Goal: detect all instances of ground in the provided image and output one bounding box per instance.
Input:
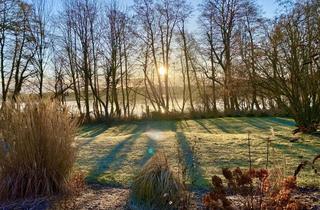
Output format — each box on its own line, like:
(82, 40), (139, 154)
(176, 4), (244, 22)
(1, 186), (319, 209)
(1, 117), (319, 209)
(77, 117), (320, 189)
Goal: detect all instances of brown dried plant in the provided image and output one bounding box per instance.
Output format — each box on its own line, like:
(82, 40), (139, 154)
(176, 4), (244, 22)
(203, 168), (306, 210)
(130, 152), (187, 210)
(0, 99), (78, 201)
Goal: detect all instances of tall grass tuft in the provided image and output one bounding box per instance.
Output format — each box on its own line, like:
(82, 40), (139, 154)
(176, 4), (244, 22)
(0, 100), (78, 201)
(130, 152), (186, 210)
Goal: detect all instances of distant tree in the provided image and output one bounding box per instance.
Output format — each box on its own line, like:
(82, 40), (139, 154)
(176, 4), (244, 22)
(177, 1), (194, 112)
(134, 0), (189, 113)
(199, 0), (245, 112)
(133, 0), (163, 112)
(237, 0), (265, 111)
(59, 1), (82, 115)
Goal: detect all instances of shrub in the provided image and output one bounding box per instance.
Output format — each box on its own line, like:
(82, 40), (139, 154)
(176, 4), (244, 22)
(0, 100), (78, 201)
(203, 168), (306, 210)
(130, 152), (186, 210)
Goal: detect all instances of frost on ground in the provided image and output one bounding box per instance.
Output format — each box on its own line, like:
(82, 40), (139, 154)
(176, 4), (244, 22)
(77, 117), (320, 188)
(0, 186), (319, 210)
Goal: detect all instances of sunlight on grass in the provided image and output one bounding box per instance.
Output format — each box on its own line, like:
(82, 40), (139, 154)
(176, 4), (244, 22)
(75, 117), (320, 188)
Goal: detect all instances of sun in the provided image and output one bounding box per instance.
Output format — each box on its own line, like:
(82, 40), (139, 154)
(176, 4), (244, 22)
(159, 66), (166, 76)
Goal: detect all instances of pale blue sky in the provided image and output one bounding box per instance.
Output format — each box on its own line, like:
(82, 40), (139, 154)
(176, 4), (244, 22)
(51, 0), (279, 25)
(124, 0), (278, 18)
(256, 0), (278, 18)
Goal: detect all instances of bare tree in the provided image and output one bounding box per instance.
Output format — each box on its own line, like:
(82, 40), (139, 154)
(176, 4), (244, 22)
(178, 3), (195, 112)
(237, 0), (264, 111)
(0, 0), (19, 103)
(200, 0), (247, 111)
(31, 0), (51, 98)
(11, 2), (37, 100)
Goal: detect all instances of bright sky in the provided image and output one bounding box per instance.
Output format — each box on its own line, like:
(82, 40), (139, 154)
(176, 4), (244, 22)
(126, 0), (278, 18)
(52, 0), (279, 18)
(51, 0), (279, 30)
(185, 0), (279, 32)
(256, 0), (278, 18)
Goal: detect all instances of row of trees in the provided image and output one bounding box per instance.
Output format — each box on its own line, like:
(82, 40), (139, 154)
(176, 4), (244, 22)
(0, 0), (319, 131)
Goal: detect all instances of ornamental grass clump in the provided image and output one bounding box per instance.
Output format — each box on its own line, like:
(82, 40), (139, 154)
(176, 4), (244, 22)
(0, 100), (78, 201)
(130, 152), (186, 210)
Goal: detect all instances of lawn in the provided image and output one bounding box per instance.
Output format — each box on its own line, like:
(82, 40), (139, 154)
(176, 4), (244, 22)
(76, 117), (320, 189)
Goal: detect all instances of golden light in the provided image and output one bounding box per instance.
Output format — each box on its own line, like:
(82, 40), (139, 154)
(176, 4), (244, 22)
(159, 66), (166, 76)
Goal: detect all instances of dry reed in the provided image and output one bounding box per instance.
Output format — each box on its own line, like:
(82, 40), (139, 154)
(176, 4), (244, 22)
(130, 152), (185, 210)
(0, 100), (78, 201)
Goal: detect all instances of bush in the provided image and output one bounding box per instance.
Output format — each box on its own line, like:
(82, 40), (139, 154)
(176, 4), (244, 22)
(130, 152), (186, 210)
(203, 168), (306, 210)
(0, 100), (78, 201)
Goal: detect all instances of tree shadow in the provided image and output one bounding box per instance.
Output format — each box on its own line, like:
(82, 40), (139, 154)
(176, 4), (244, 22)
(84, 121), (174, 186)
(176, 131), (209, 189)
(112, 123), (138, 136)
(77, 137), (96, 148)
(136, 137), (158, 166)
(194, 119), (213, 133)
(176, 120), (191, 132)
(237, 117), (269, 131)
(86, 131), (142, 185)
(293, 141), (320, 155)
(272, 143), (304, 159)
(247, 117), (293, 132)
(264, 117), (296, 127)
(271, 135), (315, 159)
(80, 123), (110, 138)
(207, 118), (240, 133)
(77, 123), (135, 148)
(145, 120), (178, 132)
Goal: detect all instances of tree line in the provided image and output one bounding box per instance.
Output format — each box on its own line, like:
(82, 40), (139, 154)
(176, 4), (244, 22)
(0, 0), (319, 131)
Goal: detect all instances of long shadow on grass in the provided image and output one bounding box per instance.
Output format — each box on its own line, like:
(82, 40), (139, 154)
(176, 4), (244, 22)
(176, 120), (190, 132)
(80, 123), (111, 138)
(147, 120), (178, 132)
(207, 118), (242, 133)
(86, 132), (142, 185)
(272, 143), (304, 160)
(291, 139), (320, 155)
(78, 123), (112, 148)
(194, 119), (213, 134)
(264, 117), (296, 127)
(78, 123), (139, 149)
(112, 123), (138, 136)
(271, 135), (318, 160)
(237, 117), (270, 131)
(176, 132), (209, 189)
(247, 117), (293, 132)
(136, 137), (158, 166)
